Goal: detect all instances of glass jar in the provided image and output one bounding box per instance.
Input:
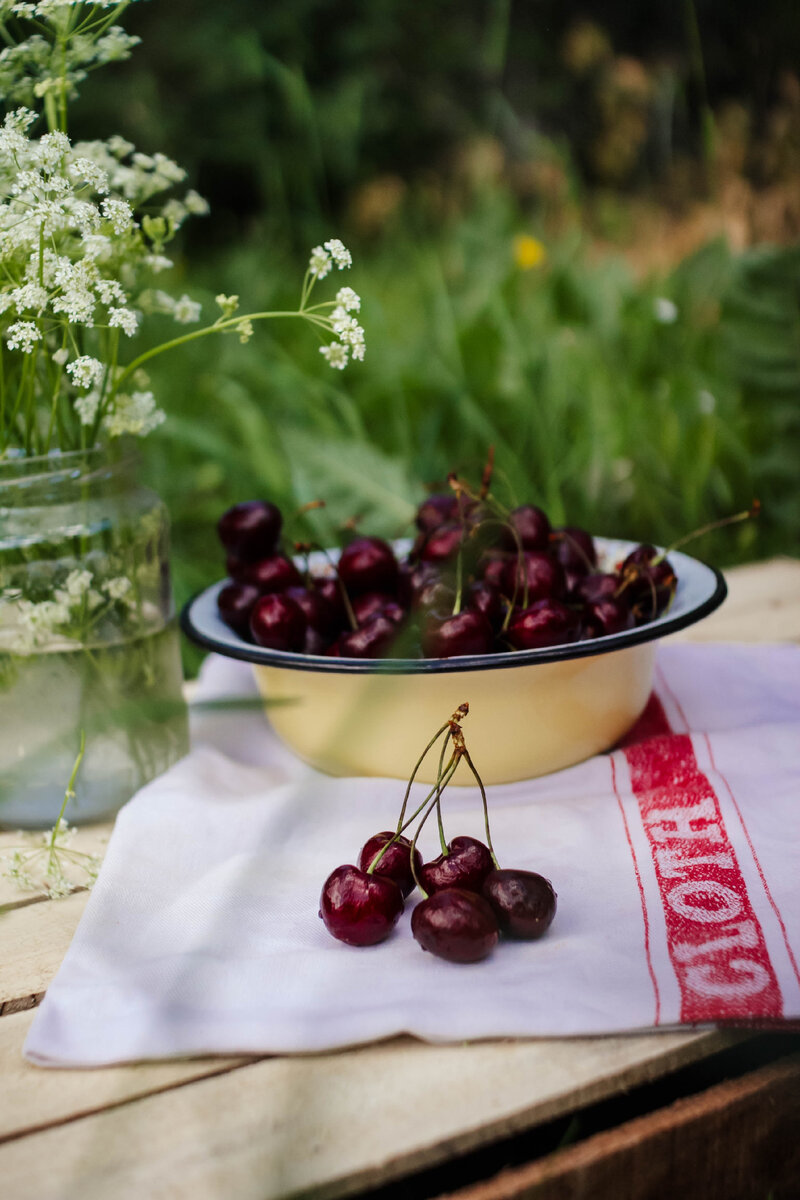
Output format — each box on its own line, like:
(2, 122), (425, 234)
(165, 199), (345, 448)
(0, 445), (189, 828)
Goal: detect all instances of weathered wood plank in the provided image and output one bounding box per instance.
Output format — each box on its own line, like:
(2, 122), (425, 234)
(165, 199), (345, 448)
(439, 1051), (800, 1200)
(0, 890), (88, 1009)
(671, 558), (800, 644)
(0, 1008), (253, 1145)
(0, 1030), (739, 1200)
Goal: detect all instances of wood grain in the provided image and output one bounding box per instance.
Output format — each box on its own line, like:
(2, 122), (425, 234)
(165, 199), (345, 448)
(0, 1030), (740, 1200)
(438, 1052), (800, 1200)
(0, 890), (88, 1009)
(0, 824), (112, 911)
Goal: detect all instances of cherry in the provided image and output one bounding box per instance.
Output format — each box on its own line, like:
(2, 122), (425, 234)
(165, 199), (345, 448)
(481, 869), (557, 939)
(553, 526), (596, 574)
(573, 572), (618, 605)
(583, 596), (634, 638)
(411, 888), (499, 963)
(480, 551), (513, 590)
(401, 561), (444, 608)
(358, 832), (423, 898)
(501, 552), (564, 603)
(314, 577), (349, 626)
(619, 547), (677, 619)
(419, 835), (494, 895)
(353, 591), (406, 627)
(241, 554), (303, 594)
(419, 522), (464, 564)
(286, 585), (340, 635)
(466, 580), (504, 628)
(217, 501), (282, 561)
(249, 592), (306, 651)
(217, 582), (260, 637)
(415, 493), (460, 533)
(336, 614), (398, 658)
(338, 537), (399, 595)
(319, 865), (404, 946)
(421, 611), (494, 659)
(507, 598), (581, 650)
(303, 626), (332, 655)
(501, 505), (551, 552)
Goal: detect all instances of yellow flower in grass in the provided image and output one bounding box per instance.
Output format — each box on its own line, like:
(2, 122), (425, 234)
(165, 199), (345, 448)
(513, 234), (547, 270)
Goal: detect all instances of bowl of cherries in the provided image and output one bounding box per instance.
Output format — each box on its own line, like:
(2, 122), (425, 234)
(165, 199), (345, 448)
(182, 471), (728, 785)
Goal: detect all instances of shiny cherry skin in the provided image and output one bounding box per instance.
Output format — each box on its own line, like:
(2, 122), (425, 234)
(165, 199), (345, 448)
(573, 572), (618, 605)
(419, 522), (464, 564)
(358, 832), (423, 898)
(619, 547), (677, 619)
(415, 493), (460, 533)
(217, 501), (282, 561)
(217, 582), (260, 637)
(419, 835), (494, 895)
(480, 551), (513, 590)
(319, 865), (404, 946)
(553, 526), (596, 574)
(501, 551), (564, 603)
(336, 614), (398, 658)
(400, 561), (443, 608)
(249, 592), (306, 651)
(338, 537), (399, 595)
(242, 554), (303, 594)
(286, 585), (340, 635)
(422, 610), (494, 659)
(353, 591), (406, 627)
(583, 596), (635, 638)
(466, 580), (504, 628)
(481, 869), (557, 939)
(303, 626), (332, 655)
(501, 505), (551, 552)
(411, 888), (499, 963)
(507, 598), (580, 650)
(314, 577), (348, 627)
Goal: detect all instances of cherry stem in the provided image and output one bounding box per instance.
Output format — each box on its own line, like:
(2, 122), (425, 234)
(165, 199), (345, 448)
(303, 539), (359, 631)
(479, 445), (495, 500)
(551, 528), (594, 572)
(657, 501), (760, 562)
(432, 729), (453, 856)
(408, 753), (463, 897)
(394, 705), (468, 834)
(462, 748), (500, 869)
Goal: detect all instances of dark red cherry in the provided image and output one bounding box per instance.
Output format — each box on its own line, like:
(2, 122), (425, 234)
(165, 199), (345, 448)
(501, 505), (551, 551)
(411, 888), (499, 963)
(225, 553), (249, 582)
(415, 493), (460, 533)
(507, 598), (580, 650)
(419, 522), (464, 564)
(480, 551), (513, 590)
(583, 596), (635, 638)
(401, 561), (442, 608)
(217, 582), (260, 637)
(574, 572), (618, 605)
(314, 577), (348, 627)
(359, 832), (423, 898)
(481, 869), (557, 939)
(620, 543), (659, 571)
(217, 501), (282, 561)
(303, 626), (332, 655)
(353, 591), (406, 627)
(319, 865), (404, 946)
(619, 547), (677, 620)
(286, 585), (340, 635)
(338, 537), (398, 595)
(337, 614), (398, 658)
(553, 527), (596, 574)
(466, 580), (504, 628)
(422, 610), (494, 659)
(419, 835), (494, 895)
(249, 592), (306, 651)
(501, 551), (564, 602)
(241, 554), (303, 594)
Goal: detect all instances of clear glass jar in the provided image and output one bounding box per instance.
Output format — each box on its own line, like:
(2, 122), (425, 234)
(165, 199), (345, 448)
(0, 445), (189, 828)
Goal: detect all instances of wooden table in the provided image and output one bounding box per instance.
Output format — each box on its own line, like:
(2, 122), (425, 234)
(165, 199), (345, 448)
(2, 558), (800, 1200)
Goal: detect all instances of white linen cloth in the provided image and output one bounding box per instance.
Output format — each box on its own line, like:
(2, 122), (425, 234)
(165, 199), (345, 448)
(25, 643), (800, 1066)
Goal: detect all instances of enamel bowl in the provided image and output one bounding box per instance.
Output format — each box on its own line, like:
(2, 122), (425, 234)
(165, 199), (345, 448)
(182, 539), (725, 785)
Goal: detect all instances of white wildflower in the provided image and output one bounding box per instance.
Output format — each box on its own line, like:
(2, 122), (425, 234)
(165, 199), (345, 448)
(86, 588), (104, 610)
(173, 293), (201, 324)
(96, 278), (126, 305)
(106, 134), (134, 158)
(105, 576), (132, 601)
(6, 320), (41, 352)
(103, 390), (165, 437)
(324, 238), (352, 269)
(69, 157), (109, 193)
(236, 318), (253, 344)
(101, 197), (134, 234)
(335, 286), (361, 312)
(35, 131), (70, 168)
(308, 245), (331, 280)
(66, 355), (104, 389)
(108, 306), (139, 336)
(63, 569), (93, 598)
(52, 347), (69, 365)
(215, 293), (239, 317)
(183, 189), (209, 215)
(9, 282), (47, 312)
(319, 341), (349, 369)
(144, 254), (172, 274)
(654, 297), (678, 324)
(74, 390), (100, 425)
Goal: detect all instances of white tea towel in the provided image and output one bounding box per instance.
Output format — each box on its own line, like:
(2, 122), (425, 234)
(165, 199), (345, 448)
(25, 643), (800, 1066)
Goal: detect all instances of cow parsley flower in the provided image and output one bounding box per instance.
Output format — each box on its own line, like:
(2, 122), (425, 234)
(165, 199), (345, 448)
(66, 354), (104, 389)
(173, 293), (201, 324)
(319, 341), (349, 369)
(108, 306), (139, 336)
(309, 245), (332, 280)
(324, 238), (352, 269)
(6, 319), (41, 351)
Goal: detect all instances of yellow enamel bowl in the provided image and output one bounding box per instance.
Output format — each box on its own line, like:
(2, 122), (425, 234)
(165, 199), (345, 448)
(182, 539), (726, 786)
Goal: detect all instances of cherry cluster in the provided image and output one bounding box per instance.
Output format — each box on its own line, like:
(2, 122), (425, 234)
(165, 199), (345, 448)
(319, 704), (557, 964)
(214, 478), (678, 660)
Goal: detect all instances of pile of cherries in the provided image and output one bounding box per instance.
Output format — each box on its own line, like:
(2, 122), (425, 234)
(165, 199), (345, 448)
(319, 704), (557, 963)
(215, 475), (678, 660)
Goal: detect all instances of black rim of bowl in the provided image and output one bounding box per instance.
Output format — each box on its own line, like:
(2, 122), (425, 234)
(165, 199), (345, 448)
(180, 561), (727, 676)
